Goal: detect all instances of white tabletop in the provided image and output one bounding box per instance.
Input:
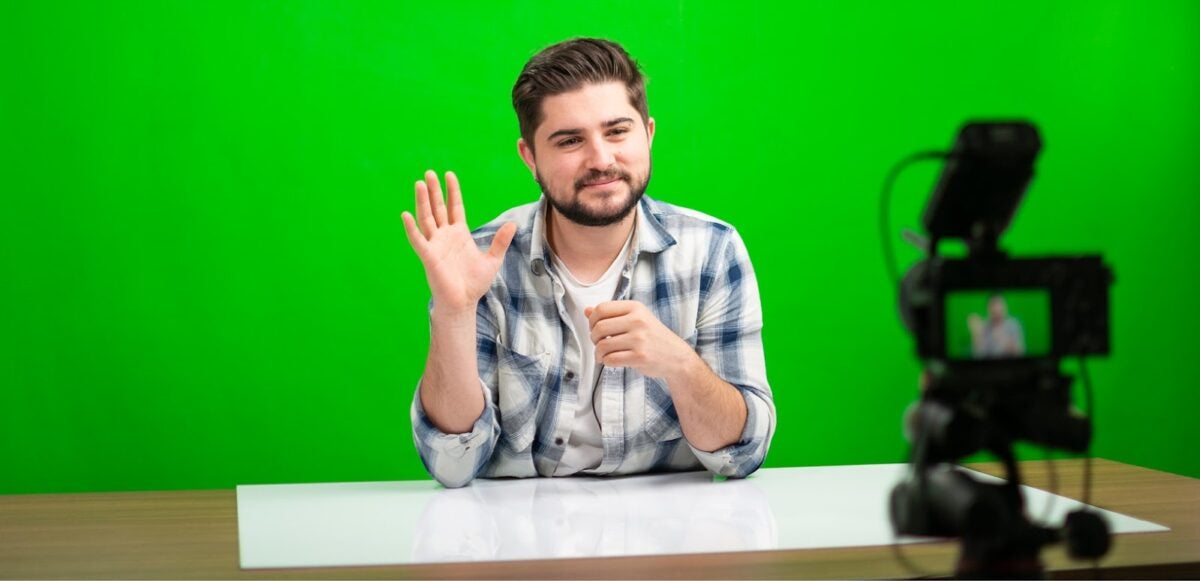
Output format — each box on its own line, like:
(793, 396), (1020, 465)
(236, 463), (1166, 569)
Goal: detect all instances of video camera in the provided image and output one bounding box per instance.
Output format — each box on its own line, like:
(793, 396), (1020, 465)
(888, 121), (1115, 577)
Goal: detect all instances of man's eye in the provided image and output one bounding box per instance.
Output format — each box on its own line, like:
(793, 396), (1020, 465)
(609, 127), (629, 136)
(557, 137), (581, 147)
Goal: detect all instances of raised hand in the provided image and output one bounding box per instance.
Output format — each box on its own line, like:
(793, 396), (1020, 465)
(967, 313), (984, 337)
(401, 170), (517, 315)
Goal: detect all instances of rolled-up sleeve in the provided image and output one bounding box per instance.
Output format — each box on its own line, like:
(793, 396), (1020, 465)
(688, 228), (776, 477)
(410, 298), (503, 488)
(411, 378), (500, 488)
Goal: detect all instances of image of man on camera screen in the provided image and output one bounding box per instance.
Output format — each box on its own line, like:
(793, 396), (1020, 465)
(967, 294), (1027, 359)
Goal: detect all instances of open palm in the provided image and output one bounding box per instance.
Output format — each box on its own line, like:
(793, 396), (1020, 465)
(401, 170), (517, 314)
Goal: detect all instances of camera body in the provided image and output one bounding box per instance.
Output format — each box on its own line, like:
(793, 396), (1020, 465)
(888, 121), (1114, 575)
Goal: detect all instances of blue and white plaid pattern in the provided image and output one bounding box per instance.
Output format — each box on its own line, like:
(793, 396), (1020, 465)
(411, 195), (775, 488)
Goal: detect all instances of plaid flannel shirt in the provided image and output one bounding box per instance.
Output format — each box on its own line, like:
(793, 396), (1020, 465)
(411, 195), (775, 488)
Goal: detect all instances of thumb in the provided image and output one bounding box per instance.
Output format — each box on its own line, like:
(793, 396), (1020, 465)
(584, 307), (594, 318)
(488, 222), (517, 260)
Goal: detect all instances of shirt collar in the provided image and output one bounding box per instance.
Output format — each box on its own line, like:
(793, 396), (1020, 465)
(527, 195), (678, 273)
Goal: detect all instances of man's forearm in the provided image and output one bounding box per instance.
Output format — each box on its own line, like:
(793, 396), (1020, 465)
(665, 353), (748, 452)
(419, 308), (486, 434)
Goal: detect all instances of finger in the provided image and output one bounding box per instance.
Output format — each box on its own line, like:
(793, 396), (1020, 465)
(488, 222), (517, 261)
(599, 350), (637, 368)
(400, 211), (430, 257)
(587, 306), (606, 328)
(425, 170), (449, 228)
(446, 171), (467, 225)
(587, 300), (636, 327)
(414, 180), (436, 237)
(590, 317), (631, 344)
(595, 334), (636, 358)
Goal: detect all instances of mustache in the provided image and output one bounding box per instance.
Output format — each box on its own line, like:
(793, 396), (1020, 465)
(574, 168), (631, 192)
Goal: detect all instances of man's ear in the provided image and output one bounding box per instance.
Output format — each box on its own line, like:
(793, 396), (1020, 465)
(646, 117), (656, 148)
(517, 138), (537, 175)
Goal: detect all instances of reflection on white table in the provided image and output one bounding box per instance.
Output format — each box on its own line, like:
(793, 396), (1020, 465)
(236, 464), (1167, 569)
(411, 470), (775, 562)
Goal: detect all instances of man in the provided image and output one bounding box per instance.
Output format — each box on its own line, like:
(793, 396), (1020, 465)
(401, 38), (774, 488)
(968, 294), (1026, 359)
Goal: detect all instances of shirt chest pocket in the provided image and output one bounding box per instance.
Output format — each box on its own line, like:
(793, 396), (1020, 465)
(495, 344), (549, 453)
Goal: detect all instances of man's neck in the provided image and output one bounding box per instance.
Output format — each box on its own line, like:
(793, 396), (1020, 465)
(545, 206), (636, 284)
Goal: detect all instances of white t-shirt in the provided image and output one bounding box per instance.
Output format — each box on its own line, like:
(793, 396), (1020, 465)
(550, 230), (634, 476)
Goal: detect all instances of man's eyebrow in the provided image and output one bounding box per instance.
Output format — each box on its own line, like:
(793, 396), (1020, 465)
(546, 127), (583, 141)
(546, 118), (637, 141)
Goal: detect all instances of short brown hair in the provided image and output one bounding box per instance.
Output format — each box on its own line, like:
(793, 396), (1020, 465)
(512, 38), (649, 151)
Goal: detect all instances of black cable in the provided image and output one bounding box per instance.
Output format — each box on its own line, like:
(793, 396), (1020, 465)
(880, 150), (949, 289)
(1040, 447), (1059, 524)
(1079, 357), (1102, 579)
(889, 402), (946, 579)
(889, 538), (938, 579)
(880, 149), (951, 579)
(1079, 358), (1095, 507)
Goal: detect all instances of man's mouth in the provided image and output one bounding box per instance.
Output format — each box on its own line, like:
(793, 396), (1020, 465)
(584, 177), (621, 188)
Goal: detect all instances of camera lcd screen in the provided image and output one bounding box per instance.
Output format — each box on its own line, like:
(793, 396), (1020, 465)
(945, 289), (1051, 359)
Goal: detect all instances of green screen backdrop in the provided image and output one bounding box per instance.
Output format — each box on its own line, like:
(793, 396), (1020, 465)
(2, 1), (1199, 493)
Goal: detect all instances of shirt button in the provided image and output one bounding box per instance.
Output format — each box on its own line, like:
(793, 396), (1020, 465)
(565, 371), (575, 381)
(555, 437), (565, 446)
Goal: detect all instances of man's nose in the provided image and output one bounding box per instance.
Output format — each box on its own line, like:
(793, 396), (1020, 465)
(585, 140), (617, 170)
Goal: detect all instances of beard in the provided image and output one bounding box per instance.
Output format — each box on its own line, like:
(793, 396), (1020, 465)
(537, 164), (652, 227)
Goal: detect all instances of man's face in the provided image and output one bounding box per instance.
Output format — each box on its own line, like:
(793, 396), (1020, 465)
(518, 81), (654, 227)
(988, 296), (1008, 322)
